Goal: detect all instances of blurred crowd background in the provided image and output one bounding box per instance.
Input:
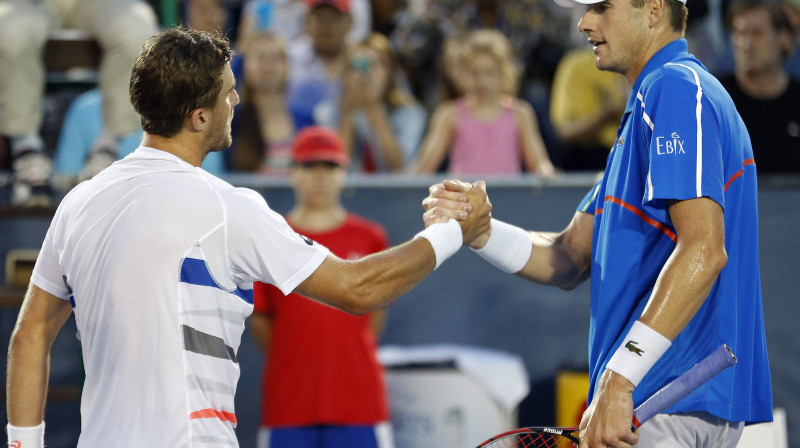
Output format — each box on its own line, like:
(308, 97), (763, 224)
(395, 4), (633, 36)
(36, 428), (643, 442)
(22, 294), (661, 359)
(0, 0), (799, 207)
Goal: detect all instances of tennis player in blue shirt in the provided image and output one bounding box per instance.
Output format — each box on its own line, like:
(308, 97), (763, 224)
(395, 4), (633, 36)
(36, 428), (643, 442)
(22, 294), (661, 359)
(423, 0), (773, 445)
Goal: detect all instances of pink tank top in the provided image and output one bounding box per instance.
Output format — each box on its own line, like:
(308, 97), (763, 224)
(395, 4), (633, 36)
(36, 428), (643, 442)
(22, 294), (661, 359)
(449, 99), (522, 175)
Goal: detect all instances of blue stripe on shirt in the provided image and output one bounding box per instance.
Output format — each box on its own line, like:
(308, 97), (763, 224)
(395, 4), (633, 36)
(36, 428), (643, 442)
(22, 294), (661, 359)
(180, 257), (254, 304)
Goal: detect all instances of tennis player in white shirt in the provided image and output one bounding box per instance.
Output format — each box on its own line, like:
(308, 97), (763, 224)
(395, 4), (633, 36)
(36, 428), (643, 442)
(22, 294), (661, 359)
(6, 27), (490, 448)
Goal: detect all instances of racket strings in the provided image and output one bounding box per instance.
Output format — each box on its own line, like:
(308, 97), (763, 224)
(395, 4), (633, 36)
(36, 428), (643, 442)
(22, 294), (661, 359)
(481, 432), (579, 448)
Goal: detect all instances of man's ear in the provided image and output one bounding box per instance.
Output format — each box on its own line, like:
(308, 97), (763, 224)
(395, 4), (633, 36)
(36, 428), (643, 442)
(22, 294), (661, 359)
(649, 0), (666, 28)
(187, 108), (209, 132)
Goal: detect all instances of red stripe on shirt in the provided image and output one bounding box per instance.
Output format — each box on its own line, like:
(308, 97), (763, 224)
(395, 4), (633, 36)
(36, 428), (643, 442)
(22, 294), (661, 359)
(724, 158), (756, 191)
(603, 196), (678, 242)
(189, 408), (238, 423)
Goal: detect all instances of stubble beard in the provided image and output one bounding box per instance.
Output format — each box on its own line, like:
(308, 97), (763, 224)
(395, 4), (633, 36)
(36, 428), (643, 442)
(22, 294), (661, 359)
(204, 112), (233, 153)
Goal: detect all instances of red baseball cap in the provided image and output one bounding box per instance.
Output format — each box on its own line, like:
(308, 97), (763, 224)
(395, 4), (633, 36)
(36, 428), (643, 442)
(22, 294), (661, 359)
(291, 126), (350, 166)
(305, 0), (351, 13)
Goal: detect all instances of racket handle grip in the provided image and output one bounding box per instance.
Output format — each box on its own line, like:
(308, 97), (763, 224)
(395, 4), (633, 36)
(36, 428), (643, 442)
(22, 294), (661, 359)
(631, 344), (737, 429)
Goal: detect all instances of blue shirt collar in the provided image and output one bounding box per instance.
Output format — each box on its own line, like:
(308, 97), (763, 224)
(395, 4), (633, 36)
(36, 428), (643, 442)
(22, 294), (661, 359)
(625, 38), (689, 113)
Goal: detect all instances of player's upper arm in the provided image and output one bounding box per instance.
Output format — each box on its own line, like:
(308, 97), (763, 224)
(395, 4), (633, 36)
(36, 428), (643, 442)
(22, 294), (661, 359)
(516, 211), (594, 289)
(668, 197), (726, 262)
(12, 284), (73, 346)
(293, 253), (362, 313)
(557, 210), (595, 286)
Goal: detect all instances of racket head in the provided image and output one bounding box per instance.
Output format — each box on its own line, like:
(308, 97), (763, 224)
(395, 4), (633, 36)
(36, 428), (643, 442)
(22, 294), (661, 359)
(476, 427), (580, 448)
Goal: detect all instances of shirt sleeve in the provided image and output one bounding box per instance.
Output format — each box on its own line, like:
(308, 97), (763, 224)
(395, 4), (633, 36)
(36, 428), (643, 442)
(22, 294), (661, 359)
(577, 180), (602, 215)
(30, 210), (70, 300)
(223, 187), (329, 295)
(640, 68), (725, 222)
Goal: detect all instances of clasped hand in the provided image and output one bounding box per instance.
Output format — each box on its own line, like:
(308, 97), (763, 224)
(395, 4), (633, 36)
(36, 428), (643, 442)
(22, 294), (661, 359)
(422, 179), (492, 246)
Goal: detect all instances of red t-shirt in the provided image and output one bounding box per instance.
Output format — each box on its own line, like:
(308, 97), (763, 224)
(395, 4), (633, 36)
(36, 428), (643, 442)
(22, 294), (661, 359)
(253, 213), (390, 427)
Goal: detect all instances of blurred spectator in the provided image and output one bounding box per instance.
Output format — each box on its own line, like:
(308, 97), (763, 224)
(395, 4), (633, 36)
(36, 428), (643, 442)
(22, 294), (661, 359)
(549, 48), (628, 171)
(184, 0), (230, 34)
(286, 0), (353, 129)
(230, 31), (298, 174)
(719, 0), (800, 172)
(236, 0), (371, 50)
(0, 0), (158, 205)
(390, 0), (571, 111)
(370, 0), (402, 35)
(412, 30), (555, 176)
(55, 89), (226, 177)
(315, 33), (426, 173)
(429, 35), (471, 110)
(251, 126), (393, 448)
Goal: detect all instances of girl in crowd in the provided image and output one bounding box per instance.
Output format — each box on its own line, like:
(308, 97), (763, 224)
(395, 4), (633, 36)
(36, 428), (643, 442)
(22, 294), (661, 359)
(413, 29), (555, 176)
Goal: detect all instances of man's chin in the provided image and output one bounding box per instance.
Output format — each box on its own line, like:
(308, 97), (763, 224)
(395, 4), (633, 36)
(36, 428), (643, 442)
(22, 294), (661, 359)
(209, 136), (233, 153)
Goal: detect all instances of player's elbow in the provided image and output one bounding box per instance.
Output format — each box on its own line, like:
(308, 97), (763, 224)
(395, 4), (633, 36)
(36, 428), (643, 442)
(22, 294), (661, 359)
(338, 287), (381, 316)
(708, 245), (728, 275)
(334, 274), (385, 316)
(9, 319), (49, 357)
(692, 240), (727, 278)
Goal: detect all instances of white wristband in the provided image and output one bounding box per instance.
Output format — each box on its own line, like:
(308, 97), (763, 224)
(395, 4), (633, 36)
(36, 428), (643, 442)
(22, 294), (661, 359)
(415, 219), (462, 270)
(470, 219), (532, 274)
(606, 321), (672, 387)
(7, 422), (45, 448)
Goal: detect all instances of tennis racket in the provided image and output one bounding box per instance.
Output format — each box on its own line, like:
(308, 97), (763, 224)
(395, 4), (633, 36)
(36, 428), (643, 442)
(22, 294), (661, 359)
(475, 344), (737, 448)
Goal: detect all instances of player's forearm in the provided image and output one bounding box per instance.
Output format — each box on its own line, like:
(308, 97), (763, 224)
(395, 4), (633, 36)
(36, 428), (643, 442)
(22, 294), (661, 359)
(304, 238), (436, 315)
(639, 239), (727, 340)
(474, 213), (592, 288)
(517, 230), (591, 288)
(7, 326), (51, 426)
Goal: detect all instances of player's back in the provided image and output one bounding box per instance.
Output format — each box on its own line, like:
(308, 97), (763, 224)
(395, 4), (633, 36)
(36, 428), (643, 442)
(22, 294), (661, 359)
(51, 149), (238, 446)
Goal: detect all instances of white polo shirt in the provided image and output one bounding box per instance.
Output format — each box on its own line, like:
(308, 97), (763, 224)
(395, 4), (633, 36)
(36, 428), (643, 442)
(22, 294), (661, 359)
(31, 147), (329, 447)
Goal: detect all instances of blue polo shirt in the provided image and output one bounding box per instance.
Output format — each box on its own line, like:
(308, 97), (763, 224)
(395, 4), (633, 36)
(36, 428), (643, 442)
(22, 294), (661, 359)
(578, 39), (772, 424)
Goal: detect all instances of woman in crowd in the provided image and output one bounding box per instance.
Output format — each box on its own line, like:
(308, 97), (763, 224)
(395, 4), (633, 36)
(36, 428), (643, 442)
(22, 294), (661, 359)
(315, 32), (427, 173)
(230, 31), (296, 174)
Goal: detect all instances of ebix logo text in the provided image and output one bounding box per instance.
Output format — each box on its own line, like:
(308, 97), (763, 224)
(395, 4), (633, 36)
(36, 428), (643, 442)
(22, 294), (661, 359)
(656, 132), (685, 156)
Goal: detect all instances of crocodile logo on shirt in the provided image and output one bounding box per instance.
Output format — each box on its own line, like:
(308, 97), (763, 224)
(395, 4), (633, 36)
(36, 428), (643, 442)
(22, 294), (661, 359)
(625, 340), (644, 357)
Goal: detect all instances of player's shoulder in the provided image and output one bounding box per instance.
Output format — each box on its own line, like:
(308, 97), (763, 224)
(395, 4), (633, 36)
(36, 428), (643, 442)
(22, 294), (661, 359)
(645, 57), (720, 93)
(641, 58), (728, 107)
(219, 185), (270, 212)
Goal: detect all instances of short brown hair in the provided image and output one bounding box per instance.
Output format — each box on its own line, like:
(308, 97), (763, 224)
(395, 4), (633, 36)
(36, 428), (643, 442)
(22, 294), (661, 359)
(129, 27), (233, 137)
(727, 0), (795, 59)
(632, 0), (688, 34)
(727, 0), (794, 33)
